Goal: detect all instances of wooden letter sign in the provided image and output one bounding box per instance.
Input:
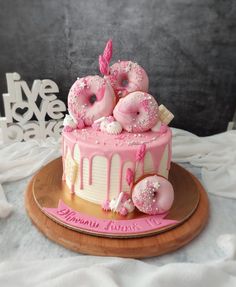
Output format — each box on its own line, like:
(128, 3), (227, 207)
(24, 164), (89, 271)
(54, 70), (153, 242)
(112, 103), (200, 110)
(0, 73), (66, 142)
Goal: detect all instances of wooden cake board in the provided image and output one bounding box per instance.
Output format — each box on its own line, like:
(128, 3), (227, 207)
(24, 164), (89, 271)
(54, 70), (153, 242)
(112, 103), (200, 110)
(25, 162), (209, 258)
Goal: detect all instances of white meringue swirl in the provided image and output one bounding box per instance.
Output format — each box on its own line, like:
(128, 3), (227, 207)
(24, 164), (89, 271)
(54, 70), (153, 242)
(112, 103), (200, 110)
(106, 121), (122, 135)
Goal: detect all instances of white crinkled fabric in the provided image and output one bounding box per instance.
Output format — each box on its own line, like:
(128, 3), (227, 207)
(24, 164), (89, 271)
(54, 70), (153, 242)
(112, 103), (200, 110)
(0, 234), (236, 286)
(172, 128), (236, 198)
(0, 136), (61, 218)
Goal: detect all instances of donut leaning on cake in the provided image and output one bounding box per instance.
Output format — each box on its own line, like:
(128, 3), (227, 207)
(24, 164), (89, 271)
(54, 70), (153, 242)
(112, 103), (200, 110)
(62, 39), (175, 216)
(132, 175), (174, 215)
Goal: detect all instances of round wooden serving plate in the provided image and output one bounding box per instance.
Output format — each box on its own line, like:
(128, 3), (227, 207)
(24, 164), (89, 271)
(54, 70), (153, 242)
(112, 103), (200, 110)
(25, 160), (209, 258)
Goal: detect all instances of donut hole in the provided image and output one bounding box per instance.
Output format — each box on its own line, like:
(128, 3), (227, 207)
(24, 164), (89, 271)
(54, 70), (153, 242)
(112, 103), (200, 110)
(89, 94), (97, 105)
(152, 190), (158, 198)
(120, 75), (129, 87)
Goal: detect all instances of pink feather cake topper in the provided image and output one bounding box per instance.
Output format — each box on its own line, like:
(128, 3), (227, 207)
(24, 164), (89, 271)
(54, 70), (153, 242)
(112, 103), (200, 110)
(99, 39), (113, 76)
(99, 55), (109, 76)
(126, 168), (134, 186)
(103, 39), (113, 63)
(136, 143), (146, 161)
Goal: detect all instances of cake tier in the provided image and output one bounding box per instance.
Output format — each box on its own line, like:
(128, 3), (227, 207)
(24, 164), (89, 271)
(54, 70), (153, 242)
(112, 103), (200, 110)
(62, 127), (172, 204)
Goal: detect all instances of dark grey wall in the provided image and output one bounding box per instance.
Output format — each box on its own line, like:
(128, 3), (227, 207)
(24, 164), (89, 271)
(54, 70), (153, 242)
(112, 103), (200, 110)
(0, 0), (236, 136)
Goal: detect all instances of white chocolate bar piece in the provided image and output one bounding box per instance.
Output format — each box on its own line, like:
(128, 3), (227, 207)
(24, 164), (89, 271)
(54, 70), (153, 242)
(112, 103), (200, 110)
(159, 104), (174, 125)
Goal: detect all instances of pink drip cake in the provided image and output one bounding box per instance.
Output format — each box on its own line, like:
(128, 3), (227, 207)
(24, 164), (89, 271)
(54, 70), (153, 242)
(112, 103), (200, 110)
(62, 40), (175, 217)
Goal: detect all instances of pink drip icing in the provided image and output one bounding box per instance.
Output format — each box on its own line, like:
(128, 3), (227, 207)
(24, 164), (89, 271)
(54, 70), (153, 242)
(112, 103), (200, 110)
(153, 144), (167, 173)
(88, 157), (93, 185)
(62, 127), (172, 197)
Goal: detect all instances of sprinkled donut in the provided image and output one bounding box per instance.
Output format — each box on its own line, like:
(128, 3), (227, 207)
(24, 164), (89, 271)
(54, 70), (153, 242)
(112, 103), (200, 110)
(68, 76), (116, 126)
(105, 61), (149, 98)
(98, 40), (149, 98)
(132, 175), (174, 215)
(113, 91), (159, 133)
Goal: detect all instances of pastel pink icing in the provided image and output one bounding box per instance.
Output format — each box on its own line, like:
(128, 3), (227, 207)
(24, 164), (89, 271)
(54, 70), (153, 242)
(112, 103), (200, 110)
(105, 61), (149, 98)
(62, 127), (172, 201)
(68, 75), (116, 126)
(132, 175), (174, 215)
(113, 91), (159, 133)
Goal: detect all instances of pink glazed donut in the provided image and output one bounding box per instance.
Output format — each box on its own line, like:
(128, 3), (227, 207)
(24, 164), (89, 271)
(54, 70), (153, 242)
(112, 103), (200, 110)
(68, 76), (116, 126)
(105, 61), (149, 98)
(132, 175), (174, 215)
(113, 91), (159, 133)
